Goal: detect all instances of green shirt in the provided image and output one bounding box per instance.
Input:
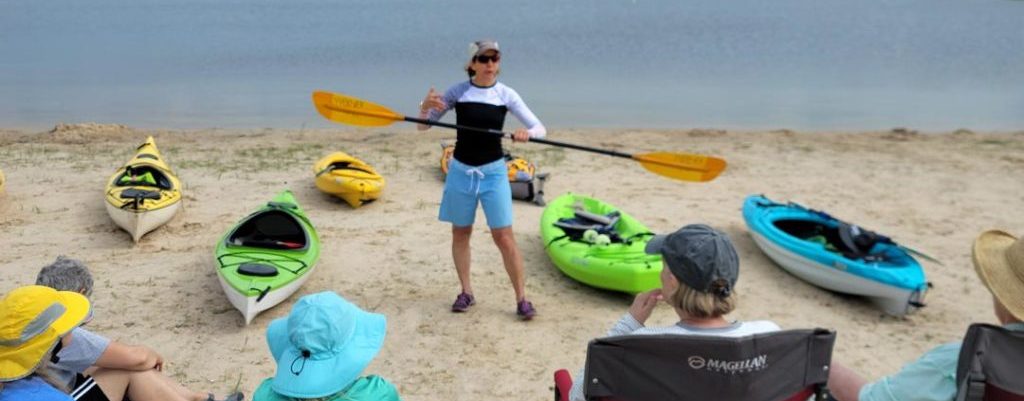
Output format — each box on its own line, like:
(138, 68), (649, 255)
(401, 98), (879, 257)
(859, 322), (1024, 401)
(253, 375), (401, 401)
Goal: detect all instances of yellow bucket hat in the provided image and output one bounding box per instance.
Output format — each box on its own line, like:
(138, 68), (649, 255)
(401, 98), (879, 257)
(0, 285), (90, 381)
(972, 230), (1024, 320)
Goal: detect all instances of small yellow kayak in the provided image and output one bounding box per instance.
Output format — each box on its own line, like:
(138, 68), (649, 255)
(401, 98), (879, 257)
(104, 136), (182, 242)
(313, 152), (384, 208)
(441, 143), (536, 180)
(440, 143), (456, 175)
(0, 168), (5, 193)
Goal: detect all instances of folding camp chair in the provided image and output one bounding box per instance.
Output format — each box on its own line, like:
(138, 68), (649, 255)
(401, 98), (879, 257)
(955, 323), (1024, 401)
(554, 328), (836, 401)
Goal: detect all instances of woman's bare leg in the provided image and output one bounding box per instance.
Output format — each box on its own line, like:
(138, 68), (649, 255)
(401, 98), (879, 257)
(490, 226), (525, 301)
(453, 225), (474, 294)
(89, 368), (205, 401)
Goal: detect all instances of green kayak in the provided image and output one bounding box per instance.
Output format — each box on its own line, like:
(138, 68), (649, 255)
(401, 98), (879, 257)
(215, 190), (320, 325)
(540, 193), (663, 294)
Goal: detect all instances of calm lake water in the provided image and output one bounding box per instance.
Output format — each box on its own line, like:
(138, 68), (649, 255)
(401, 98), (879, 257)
(1, 0), (1022, 131)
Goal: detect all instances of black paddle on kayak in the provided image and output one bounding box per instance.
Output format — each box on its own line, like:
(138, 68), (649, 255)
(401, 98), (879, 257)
(839, 222), (944, 266)
(899, 246), (943, 266)
(311, 90), (727, 183)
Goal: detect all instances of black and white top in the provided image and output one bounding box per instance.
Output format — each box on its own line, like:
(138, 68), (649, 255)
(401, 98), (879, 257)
(427, 80), (546, 166)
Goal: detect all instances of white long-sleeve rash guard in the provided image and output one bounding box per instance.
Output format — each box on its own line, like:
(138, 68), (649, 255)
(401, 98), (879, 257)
(427, 80), (547, 166)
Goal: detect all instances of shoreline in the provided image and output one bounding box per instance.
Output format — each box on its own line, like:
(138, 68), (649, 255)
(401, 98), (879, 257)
(1, 124), (1023, 401)
(2, 122), (1022, 138)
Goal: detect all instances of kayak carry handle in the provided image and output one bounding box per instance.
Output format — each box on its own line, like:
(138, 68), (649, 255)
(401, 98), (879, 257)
(256, 286), (272, 303)
(266, 201), (297, 210)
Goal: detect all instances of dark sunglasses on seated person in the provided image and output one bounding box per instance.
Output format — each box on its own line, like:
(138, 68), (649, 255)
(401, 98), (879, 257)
(474, 54), (501, 64)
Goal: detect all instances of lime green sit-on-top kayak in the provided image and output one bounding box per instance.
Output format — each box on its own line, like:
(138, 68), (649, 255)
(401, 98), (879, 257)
(215, 190), (320, 325)
(540, 193), (663, 294)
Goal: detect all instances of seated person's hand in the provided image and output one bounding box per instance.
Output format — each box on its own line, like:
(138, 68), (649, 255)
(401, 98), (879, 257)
(628, 289), (663, 325)
(146, 346), (164, 371)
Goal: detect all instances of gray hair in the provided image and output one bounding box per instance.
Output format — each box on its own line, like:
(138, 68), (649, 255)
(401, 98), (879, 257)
(36, 256), (94, 297)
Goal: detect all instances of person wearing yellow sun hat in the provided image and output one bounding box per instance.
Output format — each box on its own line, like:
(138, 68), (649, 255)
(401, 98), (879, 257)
(34, 256), (245, 401)
(828, 230), (1024, 401)
(0, 285), (91, 401)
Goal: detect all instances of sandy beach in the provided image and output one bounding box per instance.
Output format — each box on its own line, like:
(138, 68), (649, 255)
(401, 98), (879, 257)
(1, 123), (1023, 401)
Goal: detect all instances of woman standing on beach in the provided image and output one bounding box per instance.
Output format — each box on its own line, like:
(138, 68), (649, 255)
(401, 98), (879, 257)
(418, 39), (546, 320)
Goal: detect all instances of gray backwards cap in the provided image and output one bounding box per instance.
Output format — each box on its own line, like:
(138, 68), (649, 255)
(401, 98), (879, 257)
(645, 224), (739, 296)
(468, 40), (500, 58)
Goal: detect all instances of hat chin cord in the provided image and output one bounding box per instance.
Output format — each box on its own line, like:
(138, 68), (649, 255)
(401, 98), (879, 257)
(290, 350), (311, 375)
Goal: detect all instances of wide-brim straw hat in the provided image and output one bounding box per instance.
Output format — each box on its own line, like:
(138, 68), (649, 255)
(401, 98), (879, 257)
(0, 285), (91, 381)
(972, 230), (1024, 320)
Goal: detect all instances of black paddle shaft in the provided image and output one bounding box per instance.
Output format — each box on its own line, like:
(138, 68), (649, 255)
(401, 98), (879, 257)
(403, 116), (634, 159)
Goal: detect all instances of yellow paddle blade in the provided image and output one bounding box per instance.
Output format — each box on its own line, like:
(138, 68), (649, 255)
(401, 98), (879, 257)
(312, 90), (402, 127)
(634, 152), (727, 182)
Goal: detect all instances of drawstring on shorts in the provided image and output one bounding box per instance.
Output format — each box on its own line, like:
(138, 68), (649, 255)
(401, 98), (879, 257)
(464, 167), (485, 195)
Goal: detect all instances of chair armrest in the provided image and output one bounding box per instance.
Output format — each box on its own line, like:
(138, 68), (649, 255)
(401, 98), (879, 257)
(554, 369), (573, 401)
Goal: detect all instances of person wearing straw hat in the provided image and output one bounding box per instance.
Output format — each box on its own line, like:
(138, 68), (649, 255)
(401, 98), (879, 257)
(253, 291), (400, 401)
(34, 256), (244, 401)
(0, 285), (91, 401)
(828, 230), (1024, 401)
(418, 39), (545, 320)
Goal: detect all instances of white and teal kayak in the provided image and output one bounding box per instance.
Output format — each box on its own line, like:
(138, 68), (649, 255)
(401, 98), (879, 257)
(743, 194), (929, 316)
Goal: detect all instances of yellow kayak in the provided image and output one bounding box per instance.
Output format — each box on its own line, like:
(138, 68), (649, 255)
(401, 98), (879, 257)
(313, 152), (384, 208)
(440, 143), (456, 175)
(440, 143), (535, 181)
(0, 168), (5, 193)
(440, 143), (549, 206)
(104, 136), (182, 242)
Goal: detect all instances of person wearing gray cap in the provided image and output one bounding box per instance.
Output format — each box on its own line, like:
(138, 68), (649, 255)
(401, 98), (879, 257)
(417, 39), (547, 320)
(568, 224), (780, 401)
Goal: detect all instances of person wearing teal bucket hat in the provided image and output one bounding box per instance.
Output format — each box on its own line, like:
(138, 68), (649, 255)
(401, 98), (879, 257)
(253, 291), (401, 401)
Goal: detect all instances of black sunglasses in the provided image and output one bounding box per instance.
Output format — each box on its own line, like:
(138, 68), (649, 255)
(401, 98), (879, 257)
(474, 54), (501, 64)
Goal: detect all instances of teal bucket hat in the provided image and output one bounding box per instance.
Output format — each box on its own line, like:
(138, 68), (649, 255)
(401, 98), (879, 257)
(267, 291), (386, 398)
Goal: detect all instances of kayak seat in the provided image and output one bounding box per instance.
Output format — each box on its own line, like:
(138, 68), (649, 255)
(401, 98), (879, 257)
(256, 213), (304, 238)
(325, 161), (376, 176)
(229, 211), (307, 249)
(115, 166), (173, 190)
(119, 188), (161, 200)
(774, 220), (889, 262)
(838, 222), (887, 261)
(315, 162), (350, 177)
(553, 211), (624, 243)
(237, 263), (278, 277)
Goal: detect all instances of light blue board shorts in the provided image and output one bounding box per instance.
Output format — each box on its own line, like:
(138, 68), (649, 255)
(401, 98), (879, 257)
(439, 157), (513, 228)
